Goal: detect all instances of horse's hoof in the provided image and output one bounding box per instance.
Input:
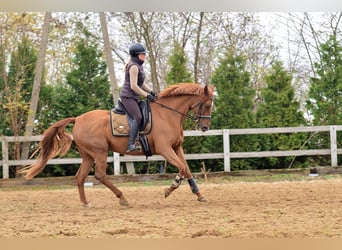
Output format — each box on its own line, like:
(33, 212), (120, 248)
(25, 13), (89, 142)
(82, 202), (92, 208)
(198, 196), (207, 202)
(119, 199), (129, 206)
(164, 188), (171, 198)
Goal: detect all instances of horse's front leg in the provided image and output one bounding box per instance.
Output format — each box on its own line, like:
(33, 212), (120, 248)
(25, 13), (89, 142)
(161, 146), (206, 202)
(175, 146), (207, 202)
(164, 173), (184, 198)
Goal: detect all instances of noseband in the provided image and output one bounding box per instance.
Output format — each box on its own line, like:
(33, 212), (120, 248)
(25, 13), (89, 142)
(193, 100), (212, 122)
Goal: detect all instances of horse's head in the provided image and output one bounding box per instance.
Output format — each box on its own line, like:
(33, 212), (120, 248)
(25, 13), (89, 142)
(157, 83), (215, 132)
(192, 85), (215, 132)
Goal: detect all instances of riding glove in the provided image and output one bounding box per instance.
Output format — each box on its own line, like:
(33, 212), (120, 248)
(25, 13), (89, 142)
(146, 94), (156, 102)
(150, 90), (157, 97)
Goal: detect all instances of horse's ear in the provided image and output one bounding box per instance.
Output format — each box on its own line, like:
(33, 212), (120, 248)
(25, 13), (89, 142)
(204, 85), (214, 96)
(204, 85), (209, 96)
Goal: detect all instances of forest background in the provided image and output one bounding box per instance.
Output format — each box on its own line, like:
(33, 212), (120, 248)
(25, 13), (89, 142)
(0, 12), (341, 178)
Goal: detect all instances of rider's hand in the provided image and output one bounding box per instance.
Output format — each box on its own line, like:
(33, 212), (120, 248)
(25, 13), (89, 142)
(150, 91), (157, 98)
(146, 94), (155, 102)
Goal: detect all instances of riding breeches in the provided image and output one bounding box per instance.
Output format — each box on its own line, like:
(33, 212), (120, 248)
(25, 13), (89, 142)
(120, 97), (142, 125)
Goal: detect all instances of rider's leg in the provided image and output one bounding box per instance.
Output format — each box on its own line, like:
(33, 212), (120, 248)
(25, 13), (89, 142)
(126, 119), (141, 152)
(120, 98), (142, 152)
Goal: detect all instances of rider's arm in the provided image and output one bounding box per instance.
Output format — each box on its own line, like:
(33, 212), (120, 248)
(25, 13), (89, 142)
(141, 81), (153, 93)
(129, 65), (148, 97)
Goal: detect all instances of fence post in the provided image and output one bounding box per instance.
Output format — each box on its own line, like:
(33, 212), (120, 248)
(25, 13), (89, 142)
(330, 126), (337, 167)
(126, 162), (135, 175)
(2, 137), (9, 179)
(223, 129), (230, 172)
(113, 152), (121, 175)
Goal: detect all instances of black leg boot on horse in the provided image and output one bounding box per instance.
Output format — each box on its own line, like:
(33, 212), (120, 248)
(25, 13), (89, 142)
(126, 119), (142, 152)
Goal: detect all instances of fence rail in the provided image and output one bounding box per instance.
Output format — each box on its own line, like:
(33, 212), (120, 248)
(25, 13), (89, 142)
(1, 126), (341, 179)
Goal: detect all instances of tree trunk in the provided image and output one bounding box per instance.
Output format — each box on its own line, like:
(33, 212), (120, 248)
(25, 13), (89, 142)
(99, 12), (119, 104)
(194, 12), (204, 83)
(138, 13), (160, 92)
(20, 12), (51, 164)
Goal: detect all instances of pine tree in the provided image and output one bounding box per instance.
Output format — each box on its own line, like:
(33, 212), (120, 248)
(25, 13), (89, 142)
(165, 43), (192, 85)
(5, 37), (37, 136)
(307, 35), (342, 126)
(1, 36), (38, 177)
(165, 43), (194, 133)
(257, 61), (305, 127)
(57, 37), (112, 118)
(211, 52), (255, 129)
(0, 46), (6, 136)
(210, 51), (256, 170)
(306, 35), (342, 165)
(256, 61), (307, 168)
(34, 35), (112, 177)
(155, 43), (197, 173)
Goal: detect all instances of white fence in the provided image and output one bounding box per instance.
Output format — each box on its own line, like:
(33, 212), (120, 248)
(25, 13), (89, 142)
(1, 126), (341, 179)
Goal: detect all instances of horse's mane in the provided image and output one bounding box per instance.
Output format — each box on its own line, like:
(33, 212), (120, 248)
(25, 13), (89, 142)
(158, 83), (208, 98)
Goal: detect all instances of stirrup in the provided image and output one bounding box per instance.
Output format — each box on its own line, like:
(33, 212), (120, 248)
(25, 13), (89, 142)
(126, 143), (142, 152)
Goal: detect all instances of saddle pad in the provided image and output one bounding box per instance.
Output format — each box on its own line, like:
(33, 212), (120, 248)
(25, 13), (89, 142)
(111, 112), (130, 136)
(110, 110), (152, 137)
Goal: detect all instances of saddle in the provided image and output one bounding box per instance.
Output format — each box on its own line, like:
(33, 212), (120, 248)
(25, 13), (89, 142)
(110, 99), (153, 157)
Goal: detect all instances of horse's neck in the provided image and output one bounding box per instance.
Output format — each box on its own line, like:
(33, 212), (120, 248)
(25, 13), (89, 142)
(159, 95), (193, 113)
(154, 95), (195, 124)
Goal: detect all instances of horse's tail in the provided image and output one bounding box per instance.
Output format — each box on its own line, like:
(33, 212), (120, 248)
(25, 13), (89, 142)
(24, 117), (76, 180)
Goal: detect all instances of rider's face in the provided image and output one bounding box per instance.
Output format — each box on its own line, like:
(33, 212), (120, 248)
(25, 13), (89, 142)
(138, 53), (147, 61)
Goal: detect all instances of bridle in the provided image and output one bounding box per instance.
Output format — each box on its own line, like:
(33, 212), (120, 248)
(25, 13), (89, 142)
(154, 97), (213, 123)
(194, 99), (213, 121)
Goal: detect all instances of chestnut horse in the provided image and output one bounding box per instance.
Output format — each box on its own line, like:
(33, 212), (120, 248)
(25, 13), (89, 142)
(24, 83), (214, 207)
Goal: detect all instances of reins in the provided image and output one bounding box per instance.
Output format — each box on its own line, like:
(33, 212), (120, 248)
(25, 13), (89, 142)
(154, 100), (198, 122)
(153, 98), (213, 122)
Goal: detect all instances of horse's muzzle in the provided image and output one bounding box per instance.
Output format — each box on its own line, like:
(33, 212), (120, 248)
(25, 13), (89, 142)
(201, 126), (209, 132)
(197, 121), (210, 132)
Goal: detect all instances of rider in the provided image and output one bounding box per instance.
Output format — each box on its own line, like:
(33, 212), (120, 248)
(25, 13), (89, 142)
(120, 43), (157, 152)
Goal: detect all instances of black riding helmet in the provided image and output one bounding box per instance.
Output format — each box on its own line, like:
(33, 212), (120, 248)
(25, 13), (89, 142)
(129, 43), (148, 57)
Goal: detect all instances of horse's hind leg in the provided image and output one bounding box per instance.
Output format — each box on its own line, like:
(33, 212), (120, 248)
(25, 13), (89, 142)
(94, 155), (129, 206)
(75, 151), (94, 206)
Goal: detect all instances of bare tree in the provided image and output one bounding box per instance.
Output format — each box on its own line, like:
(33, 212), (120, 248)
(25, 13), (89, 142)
(277, 12), (342, 110)
(120, 12), (167, 91)
(99, 12), (119, 104)
(21, 12), (51, 161)
(194, 12), (204, 83)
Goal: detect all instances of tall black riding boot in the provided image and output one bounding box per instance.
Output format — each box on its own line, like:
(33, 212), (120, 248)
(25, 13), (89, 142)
(126, 120), (141, 152)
